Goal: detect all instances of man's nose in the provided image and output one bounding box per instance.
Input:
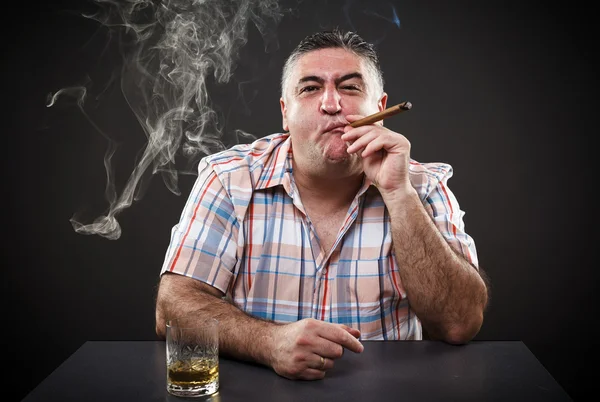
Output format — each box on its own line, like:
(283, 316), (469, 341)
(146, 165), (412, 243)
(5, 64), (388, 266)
(320, 86), (341, 115)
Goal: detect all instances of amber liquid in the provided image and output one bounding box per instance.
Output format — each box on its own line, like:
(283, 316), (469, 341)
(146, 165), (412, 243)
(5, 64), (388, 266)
(168, 358), (219, 387)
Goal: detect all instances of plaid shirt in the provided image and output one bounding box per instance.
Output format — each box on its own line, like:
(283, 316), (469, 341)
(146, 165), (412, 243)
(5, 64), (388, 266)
(160, 133), (478, 340)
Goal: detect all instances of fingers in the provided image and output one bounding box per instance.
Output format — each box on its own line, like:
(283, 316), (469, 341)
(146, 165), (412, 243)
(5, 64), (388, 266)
(276, 353), (334, 381)
(296, 368), (327, 381)
(271, 319), (362, 381)
(341, 324), (361, 339)
(344, 130), (380, 155)
(342, 125), (408, 158)
(360, 136), (389, 158)
(316, 355), (334, 371)
(312, 336), (345, 360)
(309, 355), (334, 371)
(318, 322), (364, 354)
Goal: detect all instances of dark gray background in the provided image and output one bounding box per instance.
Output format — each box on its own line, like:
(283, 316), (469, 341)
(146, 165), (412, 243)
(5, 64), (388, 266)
(7, 1), (595, 401)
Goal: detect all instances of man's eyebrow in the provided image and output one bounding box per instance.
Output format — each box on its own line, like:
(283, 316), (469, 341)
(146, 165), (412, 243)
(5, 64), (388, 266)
(298, 75), (324, 85)
(336, 72), (364, 84)
(296, 72), (364, 86)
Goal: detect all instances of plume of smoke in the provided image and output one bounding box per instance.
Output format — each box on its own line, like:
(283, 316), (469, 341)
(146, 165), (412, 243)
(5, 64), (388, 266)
(47, 0), (287, 240)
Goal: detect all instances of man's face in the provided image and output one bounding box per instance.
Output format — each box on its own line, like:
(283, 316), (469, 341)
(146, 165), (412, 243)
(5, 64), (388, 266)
(280, 48), (387, 173)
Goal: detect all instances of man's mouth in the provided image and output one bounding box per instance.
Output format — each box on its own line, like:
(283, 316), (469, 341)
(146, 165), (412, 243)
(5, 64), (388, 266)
(322, 122), (348, 134)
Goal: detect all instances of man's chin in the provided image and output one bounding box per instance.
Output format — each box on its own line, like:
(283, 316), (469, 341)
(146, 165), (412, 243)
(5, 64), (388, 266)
(323, 138), (351, 162)
(325, 153), (351, 164)
(323, 145), (351, 162)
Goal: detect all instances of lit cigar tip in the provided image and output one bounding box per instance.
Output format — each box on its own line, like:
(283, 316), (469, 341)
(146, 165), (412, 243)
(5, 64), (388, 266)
(401, 101), (412, 110)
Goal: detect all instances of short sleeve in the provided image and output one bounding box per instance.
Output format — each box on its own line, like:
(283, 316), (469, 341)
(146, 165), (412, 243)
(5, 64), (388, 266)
(423, 170), (479, 269)
(159, 158), (239, 293)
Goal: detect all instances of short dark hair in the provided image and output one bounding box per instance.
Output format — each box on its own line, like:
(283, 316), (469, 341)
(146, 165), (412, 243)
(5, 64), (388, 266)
(281, 28), (384, 98)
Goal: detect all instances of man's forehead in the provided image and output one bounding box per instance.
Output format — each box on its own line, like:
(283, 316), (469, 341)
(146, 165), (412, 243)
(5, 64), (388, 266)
(292, 48), (366, 79)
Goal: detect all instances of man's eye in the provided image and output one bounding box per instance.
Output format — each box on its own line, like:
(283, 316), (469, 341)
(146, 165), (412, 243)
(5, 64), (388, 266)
(342, 85), (360, 91)
(300, 86), (319, 93)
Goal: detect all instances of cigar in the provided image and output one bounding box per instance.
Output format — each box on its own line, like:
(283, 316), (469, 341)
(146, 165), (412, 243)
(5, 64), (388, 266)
(349, 101), (412, 128)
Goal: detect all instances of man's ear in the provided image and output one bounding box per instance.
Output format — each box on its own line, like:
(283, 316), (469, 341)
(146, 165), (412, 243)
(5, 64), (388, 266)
(280, 97), (289, 132)
(376, 92), (389, 127)
(378, 92), (388, 112)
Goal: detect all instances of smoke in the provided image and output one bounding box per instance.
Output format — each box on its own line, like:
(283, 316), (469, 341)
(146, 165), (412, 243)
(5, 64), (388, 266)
(46, 0), (401, 241)
(341, 0), (400, 45)
(47, 0), (288, 240)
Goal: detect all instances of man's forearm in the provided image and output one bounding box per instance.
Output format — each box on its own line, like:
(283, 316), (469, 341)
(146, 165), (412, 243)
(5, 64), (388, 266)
(384, 191), (488, 343)
(155, 273), (279, 366)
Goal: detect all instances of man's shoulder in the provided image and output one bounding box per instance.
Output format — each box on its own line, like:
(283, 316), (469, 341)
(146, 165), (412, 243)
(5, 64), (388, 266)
(204, 132), (289, 174)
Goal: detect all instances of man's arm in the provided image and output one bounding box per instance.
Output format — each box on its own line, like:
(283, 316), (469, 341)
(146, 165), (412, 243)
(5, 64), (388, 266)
(384, 190), (488, 344)
(342, 116), (489, 344)
(155, 272), (364, 380)
(155, 272), (275, 363)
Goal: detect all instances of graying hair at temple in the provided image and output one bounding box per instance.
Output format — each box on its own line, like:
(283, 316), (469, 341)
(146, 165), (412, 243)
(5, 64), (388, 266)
(280, 29), (385, 99)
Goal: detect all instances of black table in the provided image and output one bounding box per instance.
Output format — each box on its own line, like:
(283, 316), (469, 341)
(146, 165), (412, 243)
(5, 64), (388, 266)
(21, 340), (572, 401)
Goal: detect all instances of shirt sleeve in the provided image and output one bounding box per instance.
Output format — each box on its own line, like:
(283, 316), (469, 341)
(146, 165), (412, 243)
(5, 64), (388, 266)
(159, 158), (239, 293)
(423, 168), (479, 269)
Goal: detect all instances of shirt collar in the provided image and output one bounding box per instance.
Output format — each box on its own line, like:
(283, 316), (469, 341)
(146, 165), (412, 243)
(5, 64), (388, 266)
(357, 175), (376, 197)
(254, 134), (294, 191)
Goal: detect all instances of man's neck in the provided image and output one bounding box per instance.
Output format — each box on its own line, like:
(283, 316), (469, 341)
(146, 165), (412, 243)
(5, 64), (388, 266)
(292, 166), (364, 211)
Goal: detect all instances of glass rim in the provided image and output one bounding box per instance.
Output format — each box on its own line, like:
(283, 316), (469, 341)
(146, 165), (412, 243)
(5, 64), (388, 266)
(166, 316), (218, 329)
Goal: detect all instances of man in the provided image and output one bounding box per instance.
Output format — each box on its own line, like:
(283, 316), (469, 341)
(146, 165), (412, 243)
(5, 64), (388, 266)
(155, 29), (489, 381)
